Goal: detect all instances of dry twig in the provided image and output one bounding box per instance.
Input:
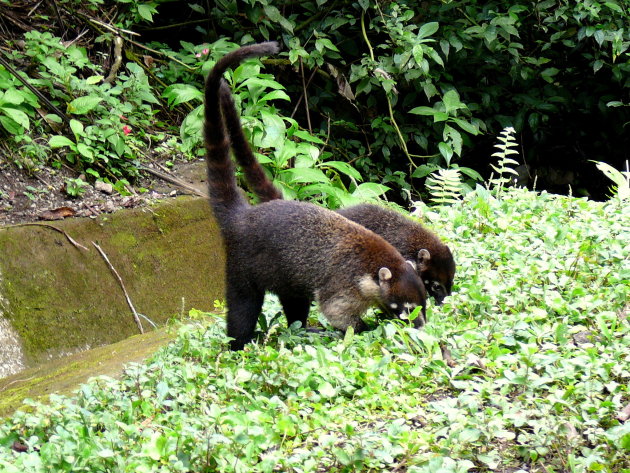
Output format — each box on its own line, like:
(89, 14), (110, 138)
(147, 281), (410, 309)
(92, 241), (144, 334)
(1, 222), (88, 251)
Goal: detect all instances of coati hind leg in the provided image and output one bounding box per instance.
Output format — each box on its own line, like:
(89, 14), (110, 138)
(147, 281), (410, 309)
(225, 277), (264, 351)
(279, 295), (312, 329)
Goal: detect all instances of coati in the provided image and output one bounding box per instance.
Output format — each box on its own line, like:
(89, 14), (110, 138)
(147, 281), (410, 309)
(218, 78), (456, 305)
(205, 42), (427, 350)
(337, 205), (455, 304)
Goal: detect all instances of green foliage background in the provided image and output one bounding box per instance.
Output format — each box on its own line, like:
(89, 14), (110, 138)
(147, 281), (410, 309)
(0, 0), (627, 201)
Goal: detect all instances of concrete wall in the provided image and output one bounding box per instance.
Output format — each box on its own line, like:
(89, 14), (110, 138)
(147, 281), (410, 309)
(0, 197), (225, 376)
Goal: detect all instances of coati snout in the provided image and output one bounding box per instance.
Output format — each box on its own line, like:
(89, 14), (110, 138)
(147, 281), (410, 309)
(377, 260), (427, 327)
(416, 248), (455, 305)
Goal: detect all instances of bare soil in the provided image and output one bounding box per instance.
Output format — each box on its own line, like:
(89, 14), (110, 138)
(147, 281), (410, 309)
(0, 159), (208, 226)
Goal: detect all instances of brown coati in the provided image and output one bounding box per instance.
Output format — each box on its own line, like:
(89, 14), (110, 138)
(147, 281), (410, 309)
(336, 205), (455, 304)
(205, 42), (427, 350)
(218, 81), (456, 305)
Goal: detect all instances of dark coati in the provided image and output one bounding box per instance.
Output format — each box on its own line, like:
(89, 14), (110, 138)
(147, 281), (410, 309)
(205, 42), (427, 350)
(218, 80), (456, 305)
(337, 205), (455, 304)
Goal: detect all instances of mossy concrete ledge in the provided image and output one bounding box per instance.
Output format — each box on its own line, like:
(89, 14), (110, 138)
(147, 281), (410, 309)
(0, 197), (225, 377)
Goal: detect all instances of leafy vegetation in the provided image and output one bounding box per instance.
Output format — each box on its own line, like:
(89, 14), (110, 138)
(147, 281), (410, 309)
(197, 0), (629, 198)
(1, 185), (628, 472)
(1, 0), (627, 201)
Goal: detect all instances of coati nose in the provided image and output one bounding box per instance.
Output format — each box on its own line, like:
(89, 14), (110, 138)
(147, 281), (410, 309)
(400, 303), (426, 328)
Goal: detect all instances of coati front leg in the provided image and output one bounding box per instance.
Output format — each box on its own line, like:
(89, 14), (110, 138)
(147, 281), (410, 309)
(225, 276), (264, 351)
(279, 294), (312, 329)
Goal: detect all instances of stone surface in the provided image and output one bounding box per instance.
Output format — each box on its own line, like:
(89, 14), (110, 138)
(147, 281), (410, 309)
(0, 196), (225, 374)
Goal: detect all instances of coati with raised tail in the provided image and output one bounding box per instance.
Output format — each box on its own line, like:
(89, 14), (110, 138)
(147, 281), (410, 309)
(205, 42), (427, 350)
(218, 79), (456, 305)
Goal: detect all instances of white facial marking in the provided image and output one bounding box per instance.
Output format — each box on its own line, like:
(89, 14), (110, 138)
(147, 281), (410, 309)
(424, 280), (430, 285)
(390, 303), (398, 310)
(403, 303), (415, 311)
(358, 275), (380, 298)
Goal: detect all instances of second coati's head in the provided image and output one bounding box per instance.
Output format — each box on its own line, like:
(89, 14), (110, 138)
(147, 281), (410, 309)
(365, 261), (427, 328)
(416, 247), (455, 305)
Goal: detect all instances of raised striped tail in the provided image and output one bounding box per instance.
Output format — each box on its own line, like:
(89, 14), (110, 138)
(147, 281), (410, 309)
(204, 42), (280, 222)
(219, 81), (283, 203)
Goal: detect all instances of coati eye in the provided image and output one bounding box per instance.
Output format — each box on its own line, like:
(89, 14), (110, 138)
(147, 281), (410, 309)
(430, 281), (445, 295)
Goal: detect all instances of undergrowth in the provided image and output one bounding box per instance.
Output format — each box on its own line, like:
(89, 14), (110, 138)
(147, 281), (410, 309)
(0, 187), (628, 472)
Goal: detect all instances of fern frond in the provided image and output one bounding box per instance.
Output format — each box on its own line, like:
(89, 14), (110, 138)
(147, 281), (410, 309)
(591, 160), (629, 200)
(426, 168), (464, 205)
(488, 126), (520, 197)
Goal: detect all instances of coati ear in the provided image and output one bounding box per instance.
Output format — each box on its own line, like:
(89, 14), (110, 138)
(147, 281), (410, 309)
(378, 267), (392, 282)
(417, 249), (431, 271)
(406, 260), (417, 271)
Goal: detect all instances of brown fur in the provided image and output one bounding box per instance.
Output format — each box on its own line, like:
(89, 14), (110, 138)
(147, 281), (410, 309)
(218, 81), (456, 304)
(205, 43), (427, 350)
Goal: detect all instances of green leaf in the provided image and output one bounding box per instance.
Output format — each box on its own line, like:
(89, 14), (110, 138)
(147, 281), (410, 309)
(443, 90), (465, 114)
(242, 77), (285, 91)
(263, 5), (294, 33)
(418, 22), (439, 39)
(408, 106), (436, 116)
(444, 124), (463, 156)
(352, 182), (390, 199)
(315, 38), (339, 53)
(0, 88), (25, 106)
(318, 382), (336, 398)
(85, 75), (104, 85)
(0, 115), (22, 134)
(163, 84), (203, 108)
(259, 110), (286, 148)
(412, 164), (440, 179)
(259, 90), (291, 103)
(108, 134), (126, 156)
(541, 67), (560, 83)
(282, 167), (330, 184)
(292, 129), (325, 144)
(451, 117), (479, 135)
(67, 96), (103, 115)
(320, 161), (363, 181)
(42, 57), (68, 78)
(412, 45), (423, 64)
(458, 166), (484, 182)
(438, 141), (453, 163)
(604, 2), (623, 13)
(1, 107), (29, 129)
(137, 4), (157, 22)
(70, 119), (84, 138)
(48, 135), (75, 148)
(76, 143), (94, 160)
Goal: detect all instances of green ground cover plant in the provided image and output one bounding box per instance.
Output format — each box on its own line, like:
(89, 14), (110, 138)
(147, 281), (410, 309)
(0, 186), (627, 472)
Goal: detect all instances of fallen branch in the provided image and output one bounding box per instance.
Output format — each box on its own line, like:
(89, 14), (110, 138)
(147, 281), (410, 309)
(0, 53), (70, 125)
(139, 165), (208, 198)
(103, 35), (123, 84)
(0, 223), (88, 251)
(0, 376), (35, 394)
(92, 242), (144, 334)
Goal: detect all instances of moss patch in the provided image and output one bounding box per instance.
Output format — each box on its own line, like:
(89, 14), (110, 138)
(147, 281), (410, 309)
(0, 325), (177, 418)
(0, 197), (225, 369)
